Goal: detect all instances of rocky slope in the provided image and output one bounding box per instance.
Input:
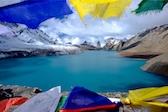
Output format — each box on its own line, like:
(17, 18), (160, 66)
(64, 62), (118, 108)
(141, 53), (168, 76)
(76, 41), (101, 50)
(119, 25), (168, 59)
(103, 38), (125, 51)
(0, 22), (80, 59)
(119, 25), (168, 76)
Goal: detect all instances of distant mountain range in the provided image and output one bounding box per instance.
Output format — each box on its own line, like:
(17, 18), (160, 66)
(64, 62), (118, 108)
(0, 22), (80, 59)
(1, 22), (167, 76)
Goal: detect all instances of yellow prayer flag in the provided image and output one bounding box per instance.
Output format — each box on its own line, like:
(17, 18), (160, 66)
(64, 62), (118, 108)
(70, 0), (119, 5)
(121, 86), (168, 112)
(70, 0), (132, 19)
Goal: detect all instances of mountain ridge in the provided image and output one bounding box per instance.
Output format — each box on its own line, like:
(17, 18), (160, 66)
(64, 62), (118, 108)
(118, 24), (168, 76)
(0, 22), (80, 59)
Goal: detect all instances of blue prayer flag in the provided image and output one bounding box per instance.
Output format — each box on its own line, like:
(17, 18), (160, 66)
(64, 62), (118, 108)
(0, 0), (72, 29)
(60, 86), (122, 112)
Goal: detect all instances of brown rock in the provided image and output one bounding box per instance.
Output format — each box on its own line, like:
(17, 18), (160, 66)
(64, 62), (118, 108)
(1, 85), (40, 99)
(119, 25), (168, 59)
(33, 87), (42, 93)
(118, 25), (168, 76)
(141, 53), (168, 76)
(1, 85), (42, 112)
(118, 52), (160, 59)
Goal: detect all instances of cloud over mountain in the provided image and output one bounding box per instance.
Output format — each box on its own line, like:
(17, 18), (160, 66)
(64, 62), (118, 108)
(41, 0), (168, 39)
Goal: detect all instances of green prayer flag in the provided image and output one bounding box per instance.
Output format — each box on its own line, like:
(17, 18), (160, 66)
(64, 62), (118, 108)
(134, 0), (168, 14)
(55, 96), (67, 112)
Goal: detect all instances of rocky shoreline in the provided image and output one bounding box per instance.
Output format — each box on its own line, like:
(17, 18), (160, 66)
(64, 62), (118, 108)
(0, 48), (80, 59)
(0, 84), (42, 99)
(141, 53), (168, 76)
(118, 52), (160, 59)
(1, 85), (150, 112)
(0, 84), (128, 99)
(0, 84), (128, 112)
(0, 85), (42, 112)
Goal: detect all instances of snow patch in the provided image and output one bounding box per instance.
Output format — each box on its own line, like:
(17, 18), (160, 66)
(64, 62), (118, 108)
(0, 25), (14, 36)
(48, 44), (79, 51)
(0, 53), (6, 58)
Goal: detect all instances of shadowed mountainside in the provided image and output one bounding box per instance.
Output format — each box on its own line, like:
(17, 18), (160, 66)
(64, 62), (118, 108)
(119, 25), (168, 76)
(119, 25), (168, 58)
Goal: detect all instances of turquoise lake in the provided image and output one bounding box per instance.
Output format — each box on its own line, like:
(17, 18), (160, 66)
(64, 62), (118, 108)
(0, 50), (167, 92)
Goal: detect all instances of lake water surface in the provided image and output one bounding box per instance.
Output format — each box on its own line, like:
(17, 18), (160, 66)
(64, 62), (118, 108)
(0, 50), (167, 92)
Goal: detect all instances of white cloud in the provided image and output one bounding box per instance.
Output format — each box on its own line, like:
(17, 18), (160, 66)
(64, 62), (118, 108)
(0, 0), (23, 7)
(41, 0), (168, 40)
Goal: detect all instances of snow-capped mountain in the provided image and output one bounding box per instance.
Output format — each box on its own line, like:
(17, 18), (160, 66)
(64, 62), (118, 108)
(103, 38), (127, 50)
(0, 22), (80, 59)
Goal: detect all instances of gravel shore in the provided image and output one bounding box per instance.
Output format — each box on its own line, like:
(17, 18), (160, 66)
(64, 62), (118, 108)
(1, 84), (130, 112)
(0, 84), (128, 98)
